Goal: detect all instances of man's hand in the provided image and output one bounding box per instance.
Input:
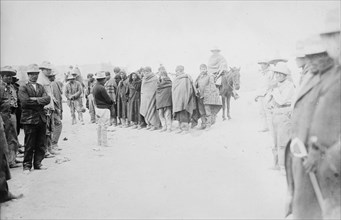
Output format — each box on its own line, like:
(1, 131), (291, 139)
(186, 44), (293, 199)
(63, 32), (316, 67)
(303, 137), (324, 173)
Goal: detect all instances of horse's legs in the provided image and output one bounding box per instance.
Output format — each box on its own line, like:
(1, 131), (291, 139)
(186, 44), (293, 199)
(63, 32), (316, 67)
(226, 94), (232, 119)
(221, 96), (226, 120)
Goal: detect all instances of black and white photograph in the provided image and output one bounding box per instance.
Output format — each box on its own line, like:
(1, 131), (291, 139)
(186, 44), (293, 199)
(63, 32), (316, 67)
(0, 0), (340, 219)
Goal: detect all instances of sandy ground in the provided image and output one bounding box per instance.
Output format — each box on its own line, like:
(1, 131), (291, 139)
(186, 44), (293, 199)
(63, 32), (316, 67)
(1, 91), (288, 219)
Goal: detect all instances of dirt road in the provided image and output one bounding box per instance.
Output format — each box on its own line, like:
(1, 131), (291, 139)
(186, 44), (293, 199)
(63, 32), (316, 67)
(1, 91), (288, 219)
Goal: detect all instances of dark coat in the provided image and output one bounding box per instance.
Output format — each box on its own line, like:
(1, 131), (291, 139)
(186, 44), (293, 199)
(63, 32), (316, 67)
(18, 82), (51, 125)
(307, 64), (341, 219)
(285, 57), (337, 219)
(156, 77), (172, 110)
(126, 79), (141, 123)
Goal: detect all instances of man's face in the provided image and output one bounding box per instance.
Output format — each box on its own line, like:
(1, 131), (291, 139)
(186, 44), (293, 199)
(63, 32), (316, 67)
(200, 66), (207, 73)
(132, 74), (137, 80)
(48, 75), (55, 82)
(1, 74), (12, 84)
(275, 72), (286, 82)
(28, 73), (39, 82)
(260, 63), (269, 71)
(105, 74), (110, 81)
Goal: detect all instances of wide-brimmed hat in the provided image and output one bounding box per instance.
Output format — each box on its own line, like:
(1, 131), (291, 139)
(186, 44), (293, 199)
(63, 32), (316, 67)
(272, 62), (291, 75)
(304, 35), (327, 55)
(257, 58), (269, 65)
(94, 71), (106, 79)
(268, 58), (288, 65)
(0, 66), (17, 76)
(67, 74), (75, 80)
(210, 46), (221, 52)
(320, 9), (340, 35)
(39, 61), (52, 70)
(27, 64), (40, 74)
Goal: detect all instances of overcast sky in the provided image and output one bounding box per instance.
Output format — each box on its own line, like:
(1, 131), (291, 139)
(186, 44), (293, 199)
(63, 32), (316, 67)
(0, 1), (339, 74)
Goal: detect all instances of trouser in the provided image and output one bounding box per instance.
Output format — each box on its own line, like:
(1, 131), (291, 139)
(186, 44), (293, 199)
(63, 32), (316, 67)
(23, 121), (47, 169)
(95, 107), (110, 147)
(271, 109), (291, 168)
(158, 107), (172, 130)
(88, 94), (96, 123)
(69, 99), (83, 123)
(2, 113), (19, 166)
(52, 111), (62, 147)
(198, 98), (213, 127)
(258, 97), (269, 130)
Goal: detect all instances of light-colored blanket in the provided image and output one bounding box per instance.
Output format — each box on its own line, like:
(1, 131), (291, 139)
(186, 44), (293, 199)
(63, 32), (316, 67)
(140, 73), (160, 127)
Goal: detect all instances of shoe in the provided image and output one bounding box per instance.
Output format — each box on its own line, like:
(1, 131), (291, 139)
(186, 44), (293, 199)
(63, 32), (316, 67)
(9, 163), (21, 168)
(34, 165), (48, 170)
(175, 129), (183, 134)
(160, 127), (167, 132)
(1, 192), (24, 203)
(23, 169), (30, 174)
(149, 126), (157, 131)
(49, 150), (60, 155)
(198, 125), (206, 130)
(167, 129), (172, 133)
(45, 152), (55, 158)
(146, 125), (151, 130)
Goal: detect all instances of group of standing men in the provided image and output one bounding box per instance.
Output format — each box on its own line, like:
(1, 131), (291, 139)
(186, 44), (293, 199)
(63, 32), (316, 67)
(1, 62), (64, 202)
(80, 61), (224, 149)
(255, 9), (340, 219)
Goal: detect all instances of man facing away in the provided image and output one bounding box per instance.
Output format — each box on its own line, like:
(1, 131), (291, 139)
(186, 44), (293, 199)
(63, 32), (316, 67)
(92, 71), (114, 150)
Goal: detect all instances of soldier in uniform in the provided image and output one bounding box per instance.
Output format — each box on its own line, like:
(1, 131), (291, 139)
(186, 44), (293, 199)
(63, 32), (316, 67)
(254, 59), (274, 132)
(65, 73), (85, 125)
(267, 63), (295, 174)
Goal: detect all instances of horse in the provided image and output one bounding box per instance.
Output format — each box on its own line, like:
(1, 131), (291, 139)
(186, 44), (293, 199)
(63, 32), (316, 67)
(217, 67), (241, 120)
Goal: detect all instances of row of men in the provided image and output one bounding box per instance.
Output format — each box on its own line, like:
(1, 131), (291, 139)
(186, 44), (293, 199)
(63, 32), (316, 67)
(253, 10), (340, 219)
(67, 64), (224, 148)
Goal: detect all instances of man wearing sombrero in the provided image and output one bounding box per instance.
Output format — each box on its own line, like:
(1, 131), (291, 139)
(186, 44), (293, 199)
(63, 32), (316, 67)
(38, 61), (59, 158)
(0, 66), (21, 168)
(18, 64), (51, 172)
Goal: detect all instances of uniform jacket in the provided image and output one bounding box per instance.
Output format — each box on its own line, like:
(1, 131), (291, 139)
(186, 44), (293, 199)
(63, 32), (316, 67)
(18, 82), (51, 124)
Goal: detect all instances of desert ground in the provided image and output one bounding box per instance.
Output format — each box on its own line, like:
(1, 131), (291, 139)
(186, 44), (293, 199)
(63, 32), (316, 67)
(1, 91), (289, 219)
